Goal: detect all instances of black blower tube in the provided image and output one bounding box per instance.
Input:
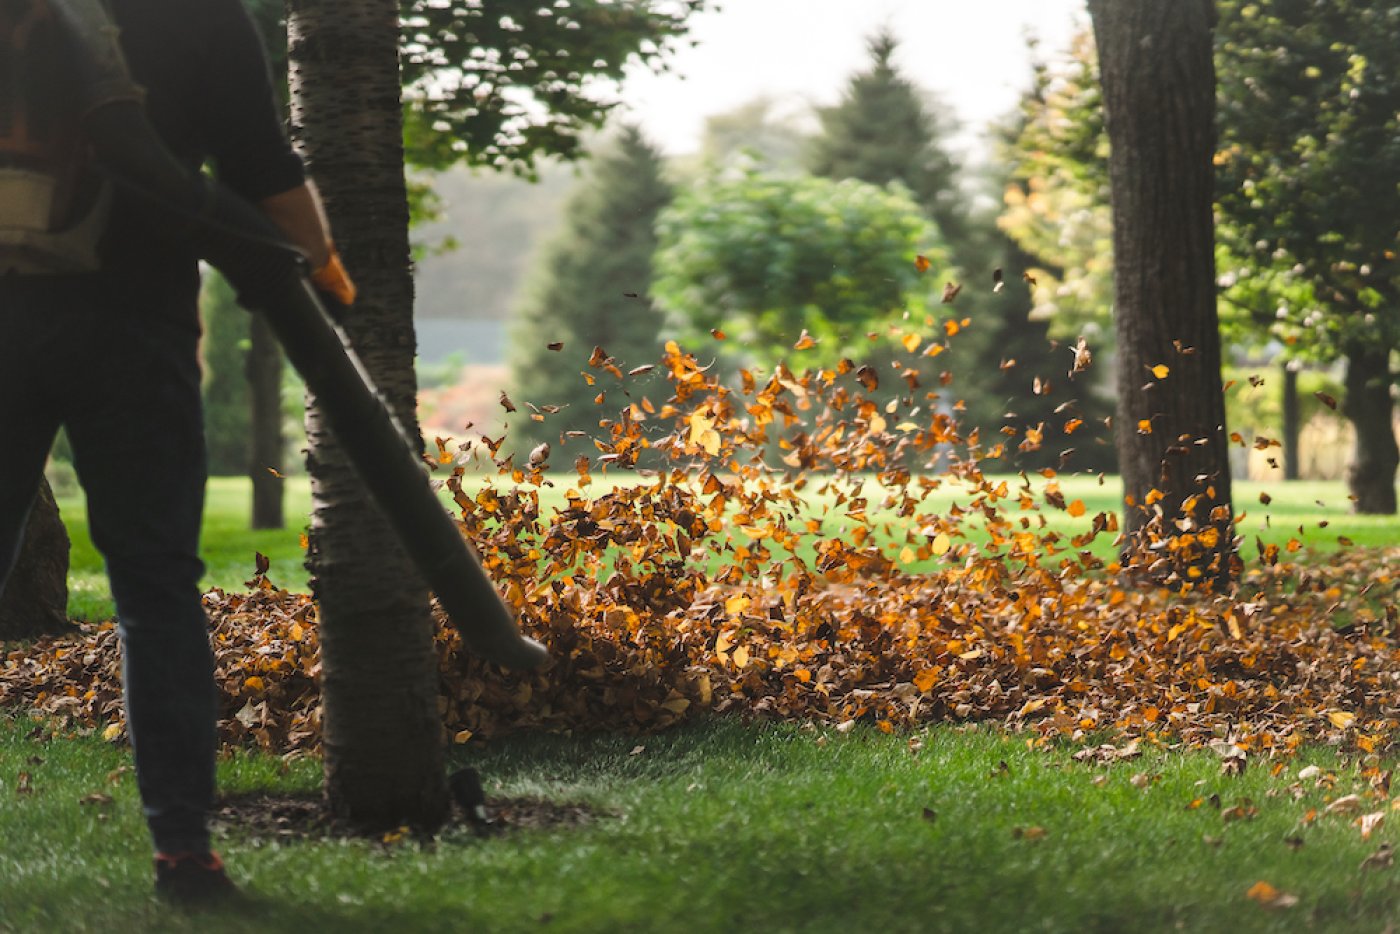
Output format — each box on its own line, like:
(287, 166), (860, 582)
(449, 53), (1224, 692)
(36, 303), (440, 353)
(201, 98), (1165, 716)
(58, 19), (547, 668)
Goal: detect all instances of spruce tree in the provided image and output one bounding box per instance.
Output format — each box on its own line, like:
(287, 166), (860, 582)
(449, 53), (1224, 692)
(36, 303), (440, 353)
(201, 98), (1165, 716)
(807, 30), (969, 249)
(506, 126), (673, 468)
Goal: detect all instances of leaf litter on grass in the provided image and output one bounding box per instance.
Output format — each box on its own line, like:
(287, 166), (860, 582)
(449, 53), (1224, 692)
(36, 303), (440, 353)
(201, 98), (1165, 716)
(4, 325), (1399, 772)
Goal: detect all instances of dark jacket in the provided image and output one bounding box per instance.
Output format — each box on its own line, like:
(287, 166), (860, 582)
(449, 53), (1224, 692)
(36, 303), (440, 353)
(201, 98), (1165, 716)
(102, 0), (304, 319)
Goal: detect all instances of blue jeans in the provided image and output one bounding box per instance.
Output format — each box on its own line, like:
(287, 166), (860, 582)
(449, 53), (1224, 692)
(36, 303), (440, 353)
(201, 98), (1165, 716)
(0, 276), (215, 855)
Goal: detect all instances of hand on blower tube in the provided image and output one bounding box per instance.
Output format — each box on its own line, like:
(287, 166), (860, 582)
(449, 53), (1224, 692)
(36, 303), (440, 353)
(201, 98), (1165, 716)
(258, 180), (357, 305)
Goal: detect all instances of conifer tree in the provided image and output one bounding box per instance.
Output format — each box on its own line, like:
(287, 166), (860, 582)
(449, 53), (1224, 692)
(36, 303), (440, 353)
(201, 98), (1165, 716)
(507, 126), (673, 467)
(807, 31), (967, 246)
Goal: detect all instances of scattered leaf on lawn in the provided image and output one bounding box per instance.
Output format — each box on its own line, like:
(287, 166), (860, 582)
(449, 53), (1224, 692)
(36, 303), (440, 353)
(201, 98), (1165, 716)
(1245, 881), (1299, 909)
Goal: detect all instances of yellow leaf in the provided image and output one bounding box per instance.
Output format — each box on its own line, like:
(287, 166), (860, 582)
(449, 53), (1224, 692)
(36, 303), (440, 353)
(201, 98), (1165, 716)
(902, 333), (922, 353)
(453, 729), (474, 744)
(244, 676), (266, 693)
(1328, 710), (1356, 729)
(732, 645), (751, 667)
(930, 533), (952, 556)
(1149, 364), (1170, 379)
(913, 668), (939, 693)
(1245, 880), (1298, 909)
(1066, 499), (1086, 517)
(102, 723), (122, 742)
(1246, 881), (1280, 903)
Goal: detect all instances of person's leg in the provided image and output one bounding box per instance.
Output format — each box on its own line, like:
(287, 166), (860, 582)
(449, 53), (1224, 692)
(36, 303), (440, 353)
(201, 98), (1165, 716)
(66, 311), (215, 857)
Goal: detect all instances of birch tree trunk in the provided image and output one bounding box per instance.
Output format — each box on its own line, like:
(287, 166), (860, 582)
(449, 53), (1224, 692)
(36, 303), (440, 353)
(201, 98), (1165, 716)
(286, 0), (448, 829)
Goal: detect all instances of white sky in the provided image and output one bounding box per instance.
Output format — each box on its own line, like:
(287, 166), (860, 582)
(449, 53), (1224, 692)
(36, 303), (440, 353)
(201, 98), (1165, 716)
(620, 0), (1089, 160)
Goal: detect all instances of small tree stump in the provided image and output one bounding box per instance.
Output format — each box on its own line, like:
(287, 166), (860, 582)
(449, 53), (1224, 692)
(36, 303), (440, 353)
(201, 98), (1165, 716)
(0, 478), (73, 640)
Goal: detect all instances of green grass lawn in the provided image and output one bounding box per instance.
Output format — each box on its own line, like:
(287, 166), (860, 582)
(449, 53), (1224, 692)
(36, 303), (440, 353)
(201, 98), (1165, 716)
(54, 474), (1398, 622)
(2, 715), (1396, 932)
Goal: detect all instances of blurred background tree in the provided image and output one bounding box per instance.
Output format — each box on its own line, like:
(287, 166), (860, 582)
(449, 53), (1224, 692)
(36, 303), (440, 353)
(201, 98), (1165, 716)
(506, 126), (674, 467)
(653, 170), (941, 370)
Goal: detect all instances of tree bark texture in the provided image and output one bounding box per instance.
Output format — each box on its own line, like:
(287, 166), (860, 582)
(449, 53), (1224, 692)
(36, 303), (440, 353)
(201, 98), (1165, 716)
(247, 312), (286, 530)
(1281, 364), (1300, 482)
(286, 0), (448, 830)
(1342, 344), (1398, 514)
(1089, 0), (1235, 585)
(0, 478), (72, 640)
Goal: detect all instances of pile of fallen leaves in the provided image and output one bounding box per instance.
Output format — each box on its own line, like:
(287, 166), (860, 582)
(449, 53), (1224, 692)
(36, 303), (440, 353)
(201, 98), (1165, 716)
(4, 329), (1399, 760)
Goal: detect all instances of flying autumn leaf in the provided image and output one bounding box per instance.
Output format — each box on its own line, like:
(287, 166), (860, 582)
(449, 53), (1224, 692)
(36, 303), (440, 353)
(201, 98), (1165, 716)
(499, 391), (517, 413)
(914, 254), (931, 273)
(1314, 391), (1337, 410)
(1069, 337), (1092, 375)
(793, 330), (818, 351)
(941, 281), (962, 303)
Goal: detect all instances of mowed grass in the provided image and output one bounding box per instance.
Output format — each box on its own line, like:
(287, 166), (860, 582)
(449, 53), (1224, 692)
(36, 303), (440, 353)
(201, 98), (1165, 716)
(54, 473), (1397, 622)
(2, 715), (1398, 933)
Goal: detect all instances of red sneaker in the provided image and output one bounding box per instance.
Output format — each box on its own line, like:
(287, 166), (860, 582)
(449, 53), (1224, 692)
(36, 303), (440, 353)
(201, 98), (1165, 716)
(154, 851), (239, 905)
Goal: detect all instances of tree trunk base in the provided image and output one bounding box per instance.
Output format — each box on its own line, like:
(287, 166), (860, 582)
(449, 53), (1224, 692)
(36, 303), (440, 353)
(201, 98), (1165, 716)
(0, 479), (73, 640)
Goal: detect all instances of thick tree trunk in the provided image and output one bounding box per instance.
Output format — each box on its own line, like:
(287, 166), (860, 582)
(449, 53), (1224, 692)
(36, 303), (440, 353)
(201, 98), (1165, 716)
(1342, 344), (1398, 514)
(1281, 363), (1300, 481)
(1089, 0), (1235, 587)
(247, 312), (286, 530)
(0, 479), (72, 640)
(287, 0), (448, 829)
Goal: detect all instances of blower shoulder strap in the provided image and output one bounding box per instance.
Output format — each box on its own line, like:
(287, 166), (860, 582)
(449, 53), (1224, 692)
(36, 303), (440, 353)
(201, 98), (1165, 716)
(0, 0), (129, 275)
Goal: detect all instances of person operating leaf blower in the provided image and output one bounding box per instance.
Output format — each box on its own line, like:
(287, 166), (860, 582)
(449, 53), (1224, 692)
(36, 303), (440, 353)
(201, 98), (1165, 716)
(0, 0), (353, 903)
